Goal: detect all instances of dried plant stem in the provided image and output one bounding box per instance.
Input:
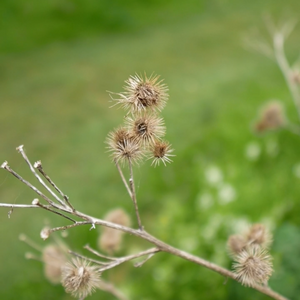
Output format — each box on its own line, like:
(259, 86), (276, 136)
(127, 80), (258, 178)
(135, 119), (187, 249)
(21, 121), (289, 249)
(35, 161), (74, 211)
(273, 33), (300, 120)
(98, 248), (160, 272)
(84, 244), (118, 261)
(0, 198), (288, 299)
(114, 160), (133, 198)
(69, 250), (109, 266)
(52, 210), (288, 300)
(1, 162), (65, 210)
(0, 147), (289, 300)
(16, 146), (67, 208)
(128, 158), (143, 230)
(0, 203), (40, 209)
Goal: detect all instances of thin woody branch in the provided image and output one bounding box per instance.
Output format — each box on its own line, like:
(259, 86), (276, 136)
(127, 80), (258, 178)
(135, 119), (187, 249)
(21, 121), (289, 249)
(16, 145), (68, 208)
(273, 31), (300, 120)
(1, 161), (68, 211)
(34, 160), (75, 211)
(128, 158), (143, 231)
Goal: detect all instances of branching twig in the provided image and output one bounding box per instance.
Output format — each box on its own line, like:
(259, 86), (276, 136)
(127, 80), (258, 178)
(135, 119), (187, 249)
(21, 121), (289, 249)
(34, 160), (75, 210)
(1, 144), (291, 300)
(273, 32), (300, 120)
(1, 161), (68, 211)
(84, 244), (118, 261)
(16, 145), (68, 208)
(69, 250), (109, 266)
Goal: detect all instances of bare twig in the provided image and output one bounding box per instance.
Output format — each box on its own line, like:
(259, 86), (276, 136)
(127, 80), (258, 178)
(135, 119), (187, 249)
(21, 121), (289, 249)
(34, 160), (75, 211)
(35, 200), (77, 224)
(0, 202), (40, 209)
(134, 252), (156, 267)
(128, 158), (143, 230)
(98, 248), (160, 272)
(1, 161), (67, 211)
(84, 244), (118, 261)
(273, 32), (300, 120)
(69, 250), (109, 266)
(1, 148), (290, 300)
(19, 233), (43, 252)
(16, 146), (67, 208)
(115, 160), (132, 198)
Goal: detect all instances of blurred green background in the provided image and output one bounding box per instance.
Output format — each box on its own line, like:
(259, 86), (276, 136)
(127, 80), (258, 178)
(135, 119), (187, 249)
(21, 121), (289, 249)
(1, 0), (300, 299)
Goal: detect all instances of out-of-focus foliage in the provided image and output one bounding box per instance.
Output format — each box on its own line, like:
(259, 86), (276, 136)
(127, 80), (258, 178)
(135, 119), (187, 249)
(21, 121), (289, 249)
(1, 0), (300, 299)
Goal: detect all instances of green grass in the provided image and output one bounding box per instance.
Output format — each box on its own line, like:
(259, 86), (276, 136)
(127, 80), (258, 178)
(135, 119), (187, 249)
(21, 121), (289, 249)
(1, 1), (300, 299)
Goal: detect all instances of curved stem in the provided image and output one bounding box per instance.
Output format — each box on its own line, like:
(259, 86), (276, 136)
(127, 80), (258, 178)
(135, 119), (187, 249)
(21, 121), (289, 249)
(273, 33), (300, 121)
(128, 158), (143, 230)
(70, 211), (289, 300)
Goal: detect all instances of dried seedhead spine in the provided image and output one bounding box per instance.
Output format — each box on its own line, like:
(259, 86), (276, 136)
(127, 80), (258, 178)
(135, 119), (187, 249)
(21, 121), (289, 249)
(233, 246), (273, 287)
(109, 73), (169, 114)
(228, 224), (274, 287)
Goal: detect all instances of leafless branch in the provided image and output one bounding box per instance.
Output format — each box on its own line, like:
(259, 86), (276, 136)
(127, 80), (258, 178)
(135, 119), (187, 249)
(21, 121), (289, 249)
(34, 160), (75, 210)
(16, 145), (67, 208)
(128, 158), (143, 230)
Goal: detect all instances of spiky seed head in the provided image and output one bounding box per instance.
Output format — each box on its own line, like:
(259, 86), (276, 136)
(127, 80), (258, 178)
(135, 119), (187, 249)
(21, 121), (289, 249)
(127, 114), (166, 145)
(246, 224), (272, 249)
(149, 140), (175, 167)
(255, 101), (286, 132)
(98, 208), (131, 254)
(110, 73), (168, 113)
(233, 246), (273, 287)
(227, 235), (247, 258)
(42, 244), (67, 284)
(61, 258), (101, 298)
(106, 127), (144, 166)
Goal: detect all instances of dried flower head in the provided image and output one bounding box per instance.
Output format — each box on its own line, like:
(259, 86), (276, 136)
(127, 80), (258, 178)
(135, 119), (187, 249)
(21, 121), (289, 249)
(127, 114), (166, 145)
(61, 258), (101, 298)
(110, 73), (168, 113)
(106, 127), (144, 165)
(149, 140), (175, 166)
(227, 235), (247, 258)
(246, 223), (272, 248)
(42, 244), (67, 284)
(104, 208), (131, 227)
(255, 101), (286, 132)
(233, 246), (273, 287)
(98, 208), (130, 254)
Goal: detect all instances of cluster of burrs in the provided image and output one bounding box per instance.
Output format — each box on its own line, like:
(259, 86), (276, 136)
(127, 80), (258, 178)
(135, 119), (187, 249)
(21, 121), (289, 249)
(107, 73), (175, 167)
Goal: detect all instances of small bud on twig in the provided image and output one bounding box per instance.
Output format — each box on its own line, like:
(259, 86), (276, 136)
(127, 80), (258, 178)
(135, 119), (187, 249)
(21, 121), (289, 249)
(40, 227), (51, 240)
(32, 199), (40, 205)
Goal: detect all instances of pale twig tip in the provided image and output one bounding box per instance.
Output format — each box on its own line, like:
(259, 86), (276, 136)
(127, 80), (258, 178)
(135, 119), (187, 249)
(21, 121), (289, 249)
(32, 199), (40, 205)
(16, 145), (24, 152)
(34, 161), (42, 168)
(1, 161), (8, 169)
